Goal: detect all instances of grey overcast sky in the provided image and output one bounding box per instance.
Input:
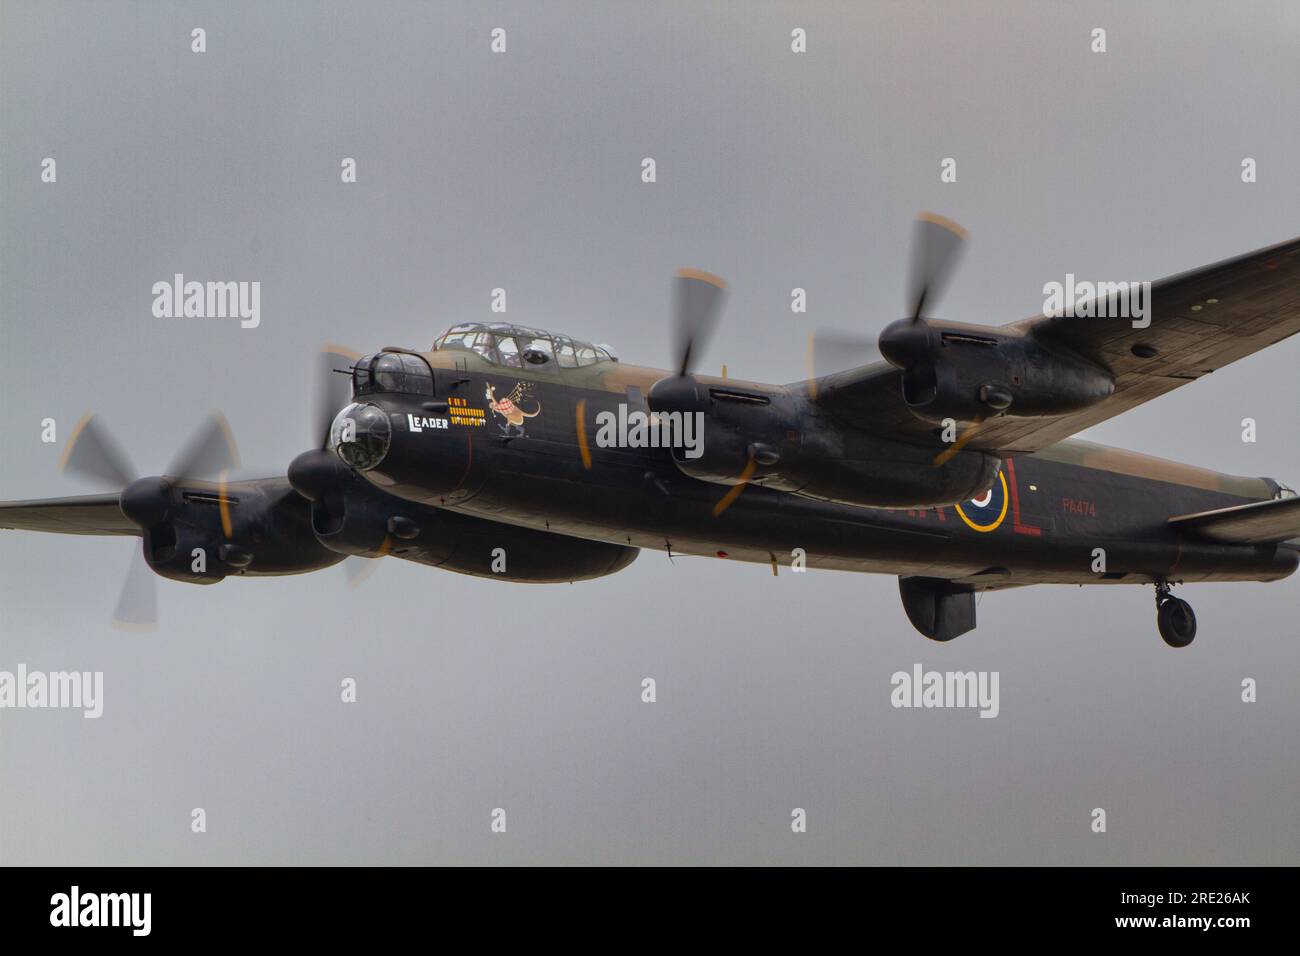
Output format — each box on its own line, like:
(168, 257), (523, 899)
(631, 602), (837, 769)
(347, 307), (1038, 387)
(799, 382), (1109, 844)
(1, 1), (1298, 865)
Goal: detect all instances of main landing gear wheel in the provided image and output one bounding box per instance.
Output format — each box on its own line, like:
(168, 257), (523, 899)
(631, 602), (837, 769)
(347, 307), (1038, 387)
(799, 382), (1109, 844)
(1155, 583), (1196, 648)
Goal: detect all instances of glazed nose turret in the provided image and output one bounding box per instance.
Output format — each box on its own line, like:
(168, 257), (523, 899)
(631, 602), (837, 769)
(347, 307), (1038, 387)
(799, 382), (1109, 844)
(329, 402), (392, 471)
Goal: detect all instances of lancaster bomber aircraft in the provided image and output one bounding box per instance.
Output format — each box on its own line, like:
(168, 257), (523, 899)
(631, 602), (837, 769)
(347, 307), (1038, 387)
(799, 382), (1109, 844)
(4, 216), (1300, 647)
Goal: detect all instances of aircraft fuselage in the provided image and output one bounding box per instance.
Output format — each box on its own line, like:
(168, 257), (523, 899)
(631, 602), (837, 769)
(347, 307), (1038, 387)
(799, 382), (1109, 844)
(343, 350), (1298, 589)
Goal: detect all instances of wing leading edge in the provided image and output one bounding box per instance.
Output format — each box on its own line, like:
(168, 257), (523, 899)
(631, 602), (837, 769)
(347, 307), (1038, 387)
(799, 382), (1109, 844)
(0, 494), (139, 536)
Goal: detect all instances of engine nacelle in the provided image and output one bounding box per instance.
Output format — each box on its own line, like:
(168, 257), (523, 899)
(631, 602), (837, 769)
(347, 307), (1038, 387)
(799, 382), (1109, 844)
(289, 448), (638, 582)
(140, 521), (227, 584)
(879, 318), (1115, 423)
(137, 478), (344, 584)
(405, 510), (640, 583)
(660, 384), (1000, 509)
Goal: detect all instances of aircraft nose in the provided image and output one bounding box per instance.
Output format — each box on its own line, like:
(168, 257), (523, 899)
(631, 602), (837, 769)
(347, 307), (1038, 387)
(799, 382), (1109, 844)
(330, 402), (391, 471)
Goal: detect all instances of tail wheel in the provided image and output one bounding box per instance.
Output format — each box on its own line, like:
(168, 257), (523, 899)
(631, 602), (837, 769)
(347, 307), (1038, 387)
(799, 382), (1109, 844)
(1157, 597), (1197, 648)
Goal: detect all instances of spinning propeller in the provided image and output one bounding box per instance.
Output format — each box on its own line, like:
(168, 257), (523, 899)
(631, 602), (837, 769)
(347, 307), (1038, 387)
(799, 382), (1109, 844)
(60, 412), (241, 629)
(806, 211), (969, 388)
(647, 213), (974, 519)
(646, 268), (729, 417)
(313, 343), (361, 449)
(291, 343), (389, 586)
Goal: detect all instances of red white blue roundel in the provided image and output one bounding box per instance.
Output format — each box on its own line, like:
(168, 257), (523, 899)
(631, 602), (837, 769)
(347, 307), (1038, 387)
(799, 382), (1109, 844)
(954, 471), (1009, 533)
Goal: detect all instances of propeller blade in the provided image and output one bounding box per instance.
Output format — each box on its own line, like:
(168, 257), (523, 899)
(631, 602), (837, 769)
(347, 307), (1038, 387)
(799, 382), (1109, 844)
(805, 330), (883, 396)
(217, 470), (234, 539)
(59, 414), (137, 489)
(166, 412), (241, 479)
(932, 418), (986, 467)
(906, 212), (968, 321)
(672, 269), (727, 376)
(314, 344), (360, 448)
(343, 555), (381, 589)
(711, 456), (757, 518)
(112, 546), (157, 631)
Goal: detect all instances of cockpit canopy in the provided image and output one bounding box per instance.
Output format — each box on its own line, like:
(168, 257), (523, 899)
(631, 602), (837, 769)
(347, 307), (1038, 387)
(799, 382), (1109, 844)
(352, 350), (435, 397)
(433, 322), (617, 370)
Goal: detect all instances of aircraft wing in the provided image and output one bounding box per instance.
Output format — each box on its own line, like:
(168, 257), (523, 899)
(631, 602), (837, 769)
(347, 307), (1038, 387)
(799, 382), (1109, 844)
(813, 235), (1300, 456)
(0, 493), (139, 536)
(1169, 496), (1300, 545)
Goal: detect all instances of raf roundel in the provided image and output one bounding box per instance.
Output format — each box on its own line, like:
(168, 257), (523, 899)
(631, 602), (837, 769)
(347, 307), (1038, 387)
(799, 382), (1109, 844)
(955, 471), (1009, 533)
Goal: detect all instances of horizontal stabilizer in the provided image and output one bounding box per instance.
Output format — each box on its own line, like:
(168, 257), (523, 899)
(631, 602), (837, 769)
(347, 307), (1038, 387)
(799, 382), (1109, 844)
(1168, 496), (1300, 545)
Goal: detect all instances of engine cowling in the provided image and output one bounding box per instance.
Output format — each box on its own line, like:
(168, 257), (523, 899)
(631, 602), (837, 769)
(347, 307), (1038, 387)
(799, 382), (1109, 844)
(878, 318), (1115, 423)
(288, 448), (638, 582)
(131, 477), (344, 584)
(649, 382), (1000, 509)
